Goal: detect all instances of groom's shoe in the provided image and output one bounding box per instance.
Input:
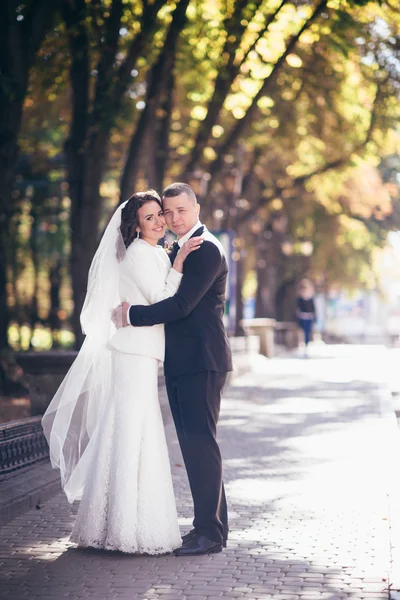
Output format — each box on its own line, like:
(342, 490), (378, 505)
(181, 529), (197, 545)
(173, 535), (223, 556)
(181, 529), (227, 548)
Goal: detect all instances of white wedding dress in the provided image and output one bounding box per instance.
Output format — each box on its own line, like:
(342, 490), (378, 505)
(43, 231), (182, 555)
(70, 354), (181, 554)
(70, 240), (182, 554)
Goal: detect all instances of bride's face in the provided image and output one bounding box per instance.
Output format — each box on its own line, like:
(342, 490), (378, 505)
(137, 201), (166, 246)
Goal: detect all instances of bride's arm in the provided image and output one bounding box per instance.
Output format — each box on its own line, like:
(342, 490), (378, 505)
(127, 238), (203, 305)
(128, 245), (182, 304)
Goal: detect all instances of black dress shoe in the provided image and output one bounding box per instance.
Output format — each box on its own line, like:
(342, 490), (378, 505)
(182, 529), (227, 548)
(181, 529), (196, 545)
(173, 535), (223, 556)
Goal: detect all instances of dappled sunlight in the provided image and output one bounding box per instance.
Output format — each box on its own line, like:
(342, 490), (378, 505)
(227, 477), (288, 503)
(0, 345), (394, 599)
(218, 346), (392, 595)
(218, 417), (247, 427)
(14, 536), (73, 561)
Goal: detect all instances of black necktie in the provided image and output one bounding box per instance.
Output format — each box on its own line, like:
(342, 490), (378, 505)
(169, 241), (180, 264)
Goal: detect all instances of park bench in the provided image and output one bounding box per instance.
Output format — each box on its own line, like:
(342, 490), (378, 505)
(241, 318), (277, 358)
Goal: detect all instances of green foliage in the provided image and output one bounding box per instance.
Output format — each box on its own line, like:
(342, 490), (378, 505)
(6, 0), (400, 341)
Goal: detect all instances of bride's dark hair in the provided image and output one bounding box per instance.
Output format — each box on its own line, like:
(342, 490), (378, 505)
(120, 190), (162, 250)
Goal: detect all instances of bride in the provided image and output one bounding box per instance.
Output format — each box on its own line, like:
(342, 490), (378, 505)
(42, 190), (202, 554)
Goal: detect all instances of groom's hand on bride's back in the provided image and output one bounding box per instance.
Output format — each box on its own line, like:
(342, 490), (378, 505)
(111, 301), (130, 328)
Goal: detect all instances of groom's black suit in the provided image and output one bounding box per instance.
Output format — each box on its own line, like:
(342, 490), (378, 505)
(128, 226), (232, 544)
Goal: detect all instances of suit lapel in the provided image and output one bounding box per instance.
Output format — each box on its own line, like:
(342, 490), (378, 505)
(169, 226), (205, 264)
(189, 226), (205, 239)
(169, 242), (180, 264)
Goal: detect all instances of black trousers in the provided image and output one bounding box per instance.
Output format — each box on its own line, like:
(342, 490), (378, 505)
(165, 370), (228, 544)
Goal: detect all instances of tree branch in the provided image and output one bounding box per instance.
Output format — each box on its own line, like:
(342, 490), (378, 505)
(24, 0), (61, 63)
(119, 0), (190, 201)
(207, 0), (329, 182)
(184, 0), (264, 174)
(237, 79), (382, 226)
(62, 0), (90, 151)
(90, 0), (124, 132)
(111, 0), (168, 110)
(236, 0), (288, 71)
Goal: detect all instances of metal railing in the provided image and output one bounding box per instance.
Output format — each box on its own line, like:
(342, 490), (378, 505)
(0, 417), (49, 478)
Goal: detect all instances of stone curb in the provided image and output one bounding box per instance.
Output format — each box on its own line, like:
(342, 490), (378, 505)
(0, 462), (61, 527)
(377, 382), (400, 597)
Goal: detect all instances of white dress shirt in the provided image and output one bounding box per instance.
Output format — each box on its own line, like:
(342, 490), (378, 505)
(175, 220), (204, 247)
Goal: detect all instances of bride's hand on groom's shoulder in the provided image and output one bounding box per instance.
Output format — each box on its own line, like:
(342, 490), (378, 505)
(111, 301), (130, 328)
(177, 237), (204, 261)
(173, 237), (204, 273)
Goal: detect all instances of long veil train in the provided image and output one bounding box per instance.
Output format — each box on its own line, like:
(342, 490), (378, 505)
(42, 202), (127, 503)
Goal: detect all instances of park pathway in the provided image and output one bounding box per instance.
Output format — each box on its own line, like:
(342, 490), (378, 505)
(1, 344), (399, 600)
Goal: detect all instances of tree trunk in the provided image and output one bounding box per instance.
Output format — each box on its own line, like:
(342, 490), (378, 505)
(0, 0), (60, 393)
(275, 279), (297, 322)
(255, 262), (277, 318)
(120, 0), (189, 201)
(0, 70), (25, 351)
(234, 253), (245, 336)
(147, 71), (175, 192)
(0, 235), (9, 350)
(49, 259), (62, 348)
(67, 145), (107, 347)
(62, 0), (171, 346)
(255, 222), (288, 318)
(275, 254), (311, 321)
(28, 187), (43, 347)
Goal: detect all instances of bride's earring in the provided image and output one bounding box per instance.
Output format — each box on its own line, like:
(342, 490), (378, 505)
(136, 230), (140, 239)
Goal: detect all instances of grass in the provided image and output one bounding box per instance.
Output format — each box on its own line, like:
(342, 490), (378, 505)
(8, 324), (75, 351)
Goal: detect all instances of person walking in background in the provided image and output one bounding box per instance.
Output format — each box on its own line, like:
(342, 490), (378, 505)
(296, 278), (317, 357)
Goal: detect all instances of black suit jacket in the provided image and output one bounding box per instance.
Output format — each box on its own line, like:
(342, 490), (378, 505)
(129, 227), (233, 376)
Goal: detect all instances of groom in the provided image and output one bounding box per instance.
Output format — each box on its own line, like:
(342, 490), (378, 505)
(114, 182), (232, 556)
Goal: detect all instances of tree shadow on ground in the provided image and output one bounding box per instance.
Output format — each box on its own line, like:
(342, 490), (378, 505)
(0, 361), (390, 600)
(2, 540), (388, 600)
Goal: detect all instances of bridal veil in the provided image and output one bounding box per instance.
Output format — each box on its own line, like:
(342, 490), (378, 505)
(42, 201), (128, 503)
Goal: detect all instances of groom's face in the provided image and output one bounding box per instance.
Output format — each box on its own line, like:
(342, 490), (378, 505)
(162, 193), (200, 238)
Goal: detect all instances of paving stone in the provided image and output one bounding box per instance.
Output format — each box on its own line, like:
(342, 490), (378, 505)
(0, 346), (397, 600)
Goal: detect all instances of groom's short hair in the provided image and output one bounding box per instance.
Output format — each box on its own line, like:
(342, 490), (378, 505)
(162, 182), (197, 205)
